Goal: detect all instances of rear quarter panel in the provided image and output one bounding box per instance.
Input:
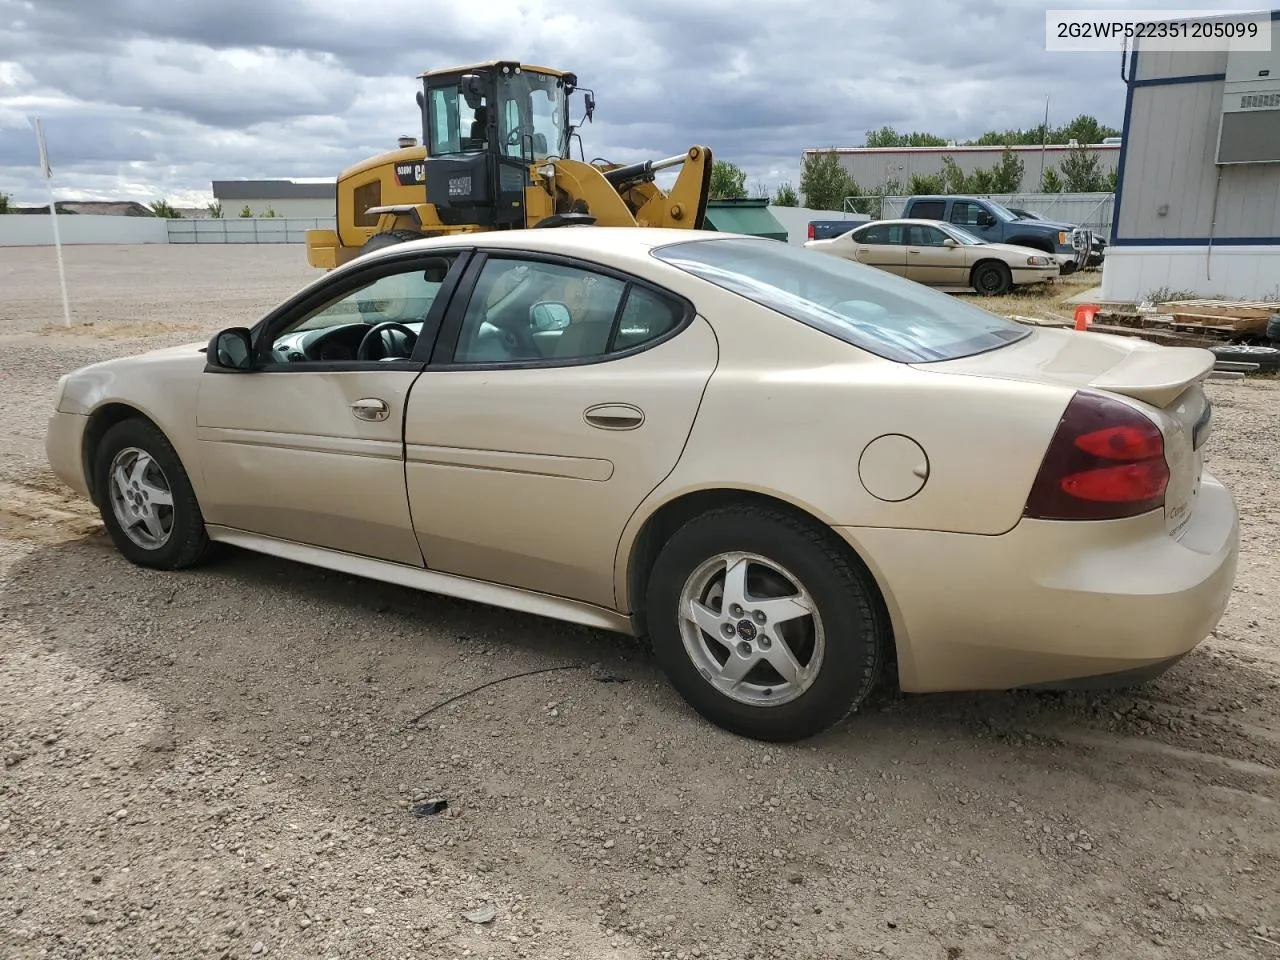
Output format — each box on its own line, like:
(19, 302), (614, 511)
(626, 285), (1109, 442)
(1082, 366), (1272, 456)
(610, 280), (1077, 607)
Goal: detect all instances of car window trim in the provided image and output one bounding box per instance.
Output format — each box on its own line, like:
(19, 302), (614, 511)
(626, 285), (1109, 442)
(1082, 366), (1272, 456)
(240, 247), (476, 374)
(427, 247), (696, 372)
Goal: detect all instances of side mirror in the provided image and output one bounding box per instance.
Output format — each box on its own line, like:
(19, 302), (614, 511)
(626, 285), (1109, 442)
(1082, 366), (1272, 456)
(461, 73), (485, 110)
(978, 212), (996, 227)
(415, 90), (425, 111)
(942, 237), (958, 248)
(529, 301), (571, 332)
(584, 91), (596, 122)
(207, 327), (253, 371)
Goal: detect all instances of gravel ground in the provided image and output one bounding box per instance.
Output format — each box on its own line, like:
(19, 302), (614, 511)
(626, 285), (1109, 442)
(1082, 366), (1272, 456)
(1, 245), (1278, 960)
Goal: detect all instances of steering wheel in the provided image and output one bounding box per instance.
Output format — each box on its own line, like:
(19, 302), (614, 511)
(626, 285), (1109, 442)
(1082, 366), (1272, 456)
(356, 321), (418, 361)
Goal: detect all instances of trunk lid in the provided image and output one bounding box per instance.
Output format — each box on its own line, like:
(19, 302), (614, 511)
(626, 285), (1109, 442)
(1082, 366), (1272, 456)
(921, 326), (1215, 538)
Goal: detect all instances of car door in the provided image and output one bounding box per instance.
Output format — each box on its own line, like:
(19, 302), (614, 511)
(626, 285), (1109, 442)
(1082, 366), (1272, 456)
(848, 222), (907, 274)
(950, 199), (1002, 244)
(194, 247), (472, 566)
(904, 224), (966, 285)
(402, 249), (718, 610)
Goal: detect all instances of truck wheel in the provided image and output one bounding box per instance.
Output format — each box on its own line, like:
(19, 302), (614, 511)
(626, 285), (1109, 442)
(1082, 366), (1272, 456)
(971, 261), (1012, 296)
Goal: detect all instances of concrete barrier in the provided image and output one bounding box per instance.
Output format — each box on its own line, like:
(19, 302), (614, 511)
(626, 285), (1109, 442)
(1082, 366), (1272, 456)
(0, 215), (170, 246)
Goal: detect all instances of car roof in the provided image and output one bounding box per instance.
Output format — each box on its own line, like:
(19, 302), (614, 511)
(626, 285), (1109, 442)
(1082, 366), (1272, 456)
(352, 226), (750, 267)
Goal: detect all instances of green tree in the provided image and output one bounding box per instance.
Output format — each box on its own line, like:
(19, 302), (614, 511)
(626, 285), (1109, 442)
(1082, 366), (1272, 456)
(940, 156), (970, 193)
(864, 126), (949, 147)
(772, 181), (799, 206)
(148, 199), (181, 218)
(990, 146), (1024, 193)
(207, 200), (223, 218)
(239, 205), (253, 218)
(964, 114), (1120, 146)
(1104, 168), (1118, 192)
(1041, 167), (1065, 192)
(800, 150), (855, 210)
(709, 160), (748, 199)
(907, 173), (945, 194)
(1060, 143), (1105, 191)
(0, 192), (10, 214)
(262, 206), (279, 218)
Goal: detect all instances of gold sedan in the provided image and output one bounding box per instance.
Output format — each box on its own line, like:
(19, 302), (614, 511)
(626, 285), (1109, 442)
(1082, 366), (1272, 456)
(804, 217), (1060, 295)
(45, 227), (1237, 743)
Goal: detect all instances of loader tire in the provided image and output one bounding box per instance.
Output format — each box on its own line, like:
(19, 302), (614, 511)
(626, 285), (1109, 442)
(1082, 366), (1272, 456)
(359, 229), (427, 257)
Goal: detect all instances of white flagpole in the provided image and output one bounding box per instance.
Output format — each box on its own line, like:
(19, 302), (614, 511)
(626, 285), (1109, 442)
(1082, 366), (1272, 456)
(33, 117), (72, 327)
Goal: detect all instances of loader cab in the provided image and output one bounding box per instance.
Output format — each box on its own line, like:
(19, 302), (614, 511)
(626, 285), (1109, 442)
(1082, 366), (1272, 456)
(418, 61), (575, 230)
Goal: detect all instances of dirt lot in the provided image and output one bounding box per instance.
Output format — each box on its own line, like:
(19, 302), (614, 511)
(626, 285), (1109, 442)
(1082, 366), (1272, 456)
(1, 244), (1278, 960)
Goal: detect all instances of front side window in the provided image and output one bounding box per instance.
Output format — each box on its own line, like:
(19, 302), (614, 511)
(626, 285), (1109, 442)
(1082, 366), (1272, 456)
(906, 224), (948, 246)
(269, 255), (458, 363)
(653, 237), (1029, 364)
(950, 201), (985, 227)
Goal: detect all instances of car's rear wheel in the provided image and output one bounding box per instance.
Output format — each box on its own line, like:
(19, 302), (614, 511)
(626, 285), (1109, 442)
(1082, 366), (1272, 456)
(971, 260), (1012, 296)
(644, 504), (888, 742)
(93, 417), (212, 570)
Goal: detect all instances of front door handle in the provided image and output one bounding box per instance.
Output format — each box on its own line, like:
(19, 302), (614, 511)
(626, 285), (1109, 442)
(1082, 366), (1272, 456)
(351, 398), (390, 422)
(584, 403), (644, 430)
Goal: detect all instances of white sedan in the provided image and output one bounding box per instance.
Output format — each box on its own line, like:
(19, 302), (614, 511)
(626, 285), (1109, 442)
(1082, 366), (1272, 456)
(45, 227), (1239, 742)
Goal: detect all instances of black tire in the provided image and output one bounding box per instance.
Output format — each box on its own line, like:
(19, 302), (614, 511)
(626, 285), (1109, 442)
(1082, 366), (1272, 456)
(971, 260), (1012, 296)
(644, 504), (889, 742)
(359, 229), (426, 257)
(92, 417), (212, 570)
(1210, 343), (1280, 374)
(1266, 312), (1280, 346)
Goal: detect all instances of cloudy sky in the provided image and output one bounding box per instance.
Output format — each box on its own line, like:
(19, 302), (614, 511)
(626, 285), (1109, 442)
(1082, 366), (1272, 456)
(0, 0), (1258, 207)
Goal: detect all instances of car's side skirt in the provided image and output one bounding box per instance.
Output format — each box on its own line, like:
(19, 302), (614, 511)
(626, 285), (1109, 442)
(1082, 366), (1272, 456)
(205, 526), (635, 635)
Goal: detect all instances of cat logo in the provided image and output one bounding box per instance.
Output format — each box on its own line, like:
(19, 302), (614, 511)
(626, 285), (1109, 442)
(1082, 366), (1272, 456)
(394, 162), (426, 187)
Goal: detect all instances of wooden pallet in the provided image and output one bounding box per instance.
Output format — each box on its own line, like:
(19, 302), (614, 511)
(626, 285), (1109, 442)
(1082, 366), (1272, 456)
(1154, 298), (1278, 334)
(1084, 322), (1220, 348)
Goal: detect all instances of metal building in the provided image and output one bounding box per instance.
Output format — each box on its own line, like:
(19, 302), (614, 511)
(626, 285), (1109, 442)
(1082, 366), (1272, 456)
(211, 179), (336, 219)
(1103, 10), (1280, 301)
(801, 144), (1120, 194)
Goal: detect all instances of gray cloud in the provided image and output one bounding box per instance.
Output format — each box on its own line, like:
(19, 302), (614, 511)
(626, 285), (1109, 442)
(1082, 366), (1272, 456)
(0, 0), (1252, 206)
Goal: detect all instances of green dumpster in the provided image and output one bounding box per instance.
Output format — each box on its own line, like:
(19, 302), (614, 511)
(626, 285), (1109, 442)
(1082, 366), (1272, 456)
(702, 198), (789, 241)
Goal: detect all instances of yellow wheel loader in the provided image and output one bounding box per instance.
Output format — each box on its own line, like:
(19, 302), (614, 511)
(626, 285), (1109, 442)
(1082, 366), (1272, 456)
(305, 60), (714, 269)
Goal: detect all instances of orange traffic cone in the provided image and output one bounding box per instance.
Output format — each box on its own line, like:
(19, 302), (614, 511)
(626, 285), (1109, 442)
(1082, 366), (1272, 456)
(1074, 304), (1099, 331)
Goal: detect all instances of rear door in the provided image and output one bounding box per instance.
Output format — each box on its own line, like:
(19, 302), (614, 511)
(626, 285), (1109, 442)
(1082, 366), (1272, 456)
(849, 222), (907, 274)
(402, 250), (718, 609)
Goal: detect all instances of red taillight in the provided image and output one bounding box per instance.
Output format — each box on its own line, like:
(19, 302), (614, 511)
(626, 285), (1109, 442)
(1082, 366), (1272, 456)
(1024, 391), (1169, 520)
(807, 223), (815, 240)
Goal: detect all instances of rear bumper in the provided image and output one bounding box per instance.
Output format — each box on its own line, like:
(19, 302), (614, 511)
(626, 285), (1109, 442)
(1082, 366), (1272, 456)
(46, 411), (91, 501)
(836, 471), (1239, 693)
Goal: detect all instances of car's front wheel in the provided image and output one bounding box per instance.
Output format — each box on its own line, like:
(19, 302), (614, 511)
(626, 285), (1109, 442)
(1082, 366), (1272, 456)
(645, 504), (889, 742)
(971, 260), (1012, 296)
(92, 417), (212, 570)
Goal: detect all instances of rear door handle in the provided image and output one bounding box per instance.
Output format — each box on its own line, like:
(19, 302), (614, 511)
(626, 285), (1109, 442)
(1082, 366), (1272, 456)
(351, 398), (390, 422)
(584, 403), (644, 430)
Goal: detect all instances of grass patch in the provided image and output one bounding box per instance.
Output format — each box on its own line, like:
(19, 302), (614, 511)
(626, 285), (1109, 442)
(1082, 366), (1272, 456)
(955, 274), (1098, 323)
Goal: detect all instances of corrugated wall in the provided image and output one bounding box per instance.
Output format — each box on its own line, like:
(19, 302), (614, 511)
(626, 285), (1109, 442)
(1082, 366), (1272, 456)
(1117, 20), (1280, 243)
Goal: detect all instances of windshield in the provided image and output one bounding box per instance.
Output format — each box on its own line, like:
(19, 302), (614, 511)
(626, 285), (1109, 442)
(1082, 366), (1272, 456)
(496, 70), (568, 161)
(945, 224), (987, 245)
(652, 237), (1030, 363)
(982, 198), (1019, 222)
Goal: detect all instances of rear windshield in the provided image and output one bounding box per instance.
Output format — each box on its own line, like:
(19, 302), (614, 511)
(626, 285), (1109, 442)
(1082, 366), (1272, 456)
(651, 236), (1030, 363)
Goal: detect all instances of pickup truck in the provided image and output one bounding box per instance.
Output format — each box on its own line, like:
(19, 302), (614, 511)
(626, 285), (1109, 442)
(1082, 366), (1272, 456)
(806, 215), (871, 241)
(899, 195), (1092, 274)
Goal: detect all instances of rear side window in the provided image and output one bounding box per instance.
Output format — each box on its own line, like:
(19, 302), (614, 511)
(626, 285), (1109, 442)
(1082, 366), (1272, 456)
(853, 223), (902, 245)
(651, 237), (1029, 363)
(909, 200), (945, 219)
(615, 286), (682, 351)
